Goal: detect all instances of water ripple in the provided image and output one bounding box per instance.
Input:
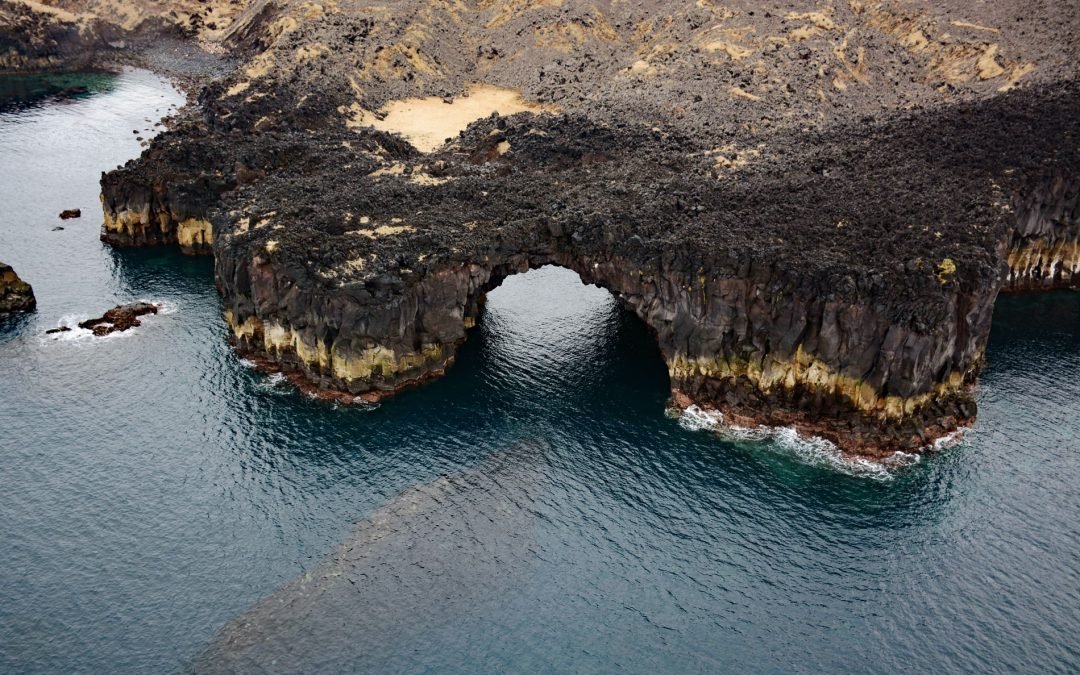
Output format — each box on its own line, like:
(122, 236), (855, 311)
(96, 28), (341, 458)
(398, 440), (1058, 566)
(0, 74), (1078, 674)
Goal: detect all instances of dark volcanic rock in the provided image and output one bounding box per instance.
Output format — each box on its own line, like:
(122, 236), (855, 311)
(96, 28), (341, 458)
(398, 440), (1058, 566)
(77, 302), (158, 336)
(0, 0), (255, 75)
(1005, 172), (1080, 291)
(88, 0), (1079, 456)
(59, 208), (81, 219)
(0, 2), (113, 73)
(0, 262), (35, 314)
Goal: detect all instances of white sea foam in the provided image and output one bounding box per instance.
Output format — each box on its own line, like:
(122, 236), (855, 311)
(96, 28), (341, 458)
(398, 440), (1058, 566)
(146, 299), (178, 315)
(253, 371), (290, 395)
(671, 404), (726, 431)
(43, 300), (172, 343)
(43, 313), (93, 342)
(673, 404), (920, 480)
(351, 397), (380, 411)
(929, 429), (966, 451)
(237, 358), (258, 369)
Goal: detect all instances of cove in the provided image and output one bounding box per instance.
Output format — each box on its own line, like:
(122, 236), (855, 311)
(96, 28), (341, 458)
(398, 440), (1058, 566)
(0, 71), (1078, 673)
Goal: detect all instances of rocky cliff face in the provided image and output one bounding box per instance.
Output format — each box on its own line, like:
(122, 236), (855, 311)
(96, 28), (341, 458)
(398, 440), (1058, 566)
(0, 262), (35, 314)
(0, 0), (258, 74)
(99, 147), (220, 254)
(1006, 172), (1079, 291)
(84, 0), (1079, 457)
(0, 1), (113, 72)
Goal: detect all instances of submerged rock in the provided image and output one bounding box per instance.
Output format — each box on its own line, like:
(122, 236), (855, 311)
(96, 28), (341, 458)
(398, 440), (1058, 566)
(197, 440), (551, 672)
(0, 262), (35, 314)
(76, 302), (158, 336)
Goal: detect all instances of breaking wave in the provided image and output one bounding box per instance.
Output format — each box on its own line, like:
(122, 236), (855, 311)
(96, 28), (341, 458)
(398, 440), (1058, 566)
(673, 405), (923, 480)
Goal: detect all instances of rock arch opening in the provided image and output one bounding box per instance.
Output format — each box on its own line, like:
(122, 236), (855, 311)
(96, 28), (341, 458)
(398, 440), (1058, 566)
(472, 264), (670, 405)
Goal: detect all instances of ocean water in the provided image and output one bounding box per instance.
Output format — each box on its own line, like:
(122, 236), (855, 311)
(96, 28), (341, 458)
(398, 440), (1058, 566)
(0, 70), (1077, 673)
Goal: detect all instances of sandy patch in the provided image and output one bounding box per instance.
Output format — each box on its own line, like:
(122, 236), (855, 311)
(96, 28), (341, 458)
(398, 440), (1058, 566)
(950, 20), (1000, 34)
(729, 86), (762, 101)
(368, 163), (452, 185)
(702, 40), (753, 61)
(347, 84), (557, 153)
(352, 224), (415, 238)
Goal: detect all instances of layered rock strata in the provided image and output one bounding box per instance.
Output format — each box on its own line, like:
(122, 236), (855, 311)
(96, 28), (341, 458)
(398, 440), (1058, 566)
(0, 262), (35, 314)
(63, 0), (1080, 455)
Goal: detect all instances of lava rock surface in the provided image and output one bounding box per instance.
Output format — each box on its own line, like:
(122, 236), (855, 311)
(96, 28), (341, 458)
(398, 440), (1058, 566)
(0, 262), (35, 314)
(17, 0), (1080, 455)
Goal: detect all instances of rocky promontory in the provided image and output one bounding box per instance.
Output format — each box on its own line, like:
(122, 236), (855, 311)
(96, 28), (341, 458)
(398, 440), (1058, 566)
(10, 0), (1078, 457)
(0, 0), (253, 74)
(0, 262), (35, 314)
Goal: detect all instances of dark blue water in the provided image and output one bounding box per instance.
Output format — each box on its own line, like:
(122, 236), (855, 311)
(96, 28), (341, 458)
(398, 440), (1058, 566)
(0, 71), (1077, 673)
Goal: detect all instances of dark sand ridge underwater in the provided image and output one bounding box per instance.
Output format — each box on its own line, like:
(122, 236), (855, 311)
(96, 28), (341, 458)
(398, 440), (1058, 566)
(196, 439), (553, 673)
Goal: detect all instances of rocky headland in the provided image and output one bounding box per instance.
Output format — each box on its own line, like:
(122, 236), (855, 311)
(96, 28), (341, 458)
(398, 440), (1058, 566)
(0, 262), (35, 314)
(5, 0), (1077, 457)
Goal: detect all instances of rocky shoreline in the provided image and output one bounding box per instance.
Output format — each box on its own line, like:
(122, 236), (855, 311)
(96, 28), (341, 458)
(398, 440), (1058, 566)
(5, 0), (1077, 457)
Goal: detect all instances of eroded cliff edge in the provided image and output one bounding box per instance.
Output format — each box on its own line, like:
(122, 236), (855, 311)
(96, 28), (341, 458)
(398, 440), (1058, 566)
(74, 0), (1080, 456)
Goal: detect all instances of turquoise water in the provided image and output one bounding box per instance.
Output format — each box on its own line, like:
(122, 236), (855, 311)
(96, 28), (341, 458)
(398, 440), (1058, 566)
(0, 71), (115, 112)
(0, 70), (1077, 673)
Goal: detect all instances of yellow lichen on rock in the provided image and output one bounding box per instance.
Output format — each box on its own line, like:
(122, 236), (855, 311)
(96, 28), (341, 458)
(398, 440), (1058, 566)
(177, 218), (213, 249)
(1007, 237), (1080, 287)
(854, 2), (1034, 90)
(669, 344), (975, 422)
(729, 86), (761, 101)
(295, 43), (328, 61)
(975, 44), (1005, 80)
(533, 11), (619, 51)
(481, 0), (564, 30)
(346, 84), (557, 153)
(351, 224), (415, 238)
(102, 204), (148, 236)
(244, 52), (276, 80)
(785, 11), (839, 32)
(233, 314), (445, 383)
(224, 310), (264, 342)
(708, 143), (762, 173)
(702, 40), (753, 61)
(936, 257), (957, 284)
(226, 81), (251, 97)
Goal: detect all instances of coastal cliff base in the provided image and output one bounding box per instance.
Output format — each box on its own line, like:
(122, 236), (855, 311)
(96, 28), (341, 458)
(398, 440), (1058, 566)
(14, 0), (1077, 457)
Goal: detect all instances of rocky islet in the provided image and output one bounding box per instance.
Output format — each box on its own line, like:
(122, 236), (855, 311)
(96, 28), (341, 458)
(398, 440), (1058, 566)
(0, 261), (35, 314)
